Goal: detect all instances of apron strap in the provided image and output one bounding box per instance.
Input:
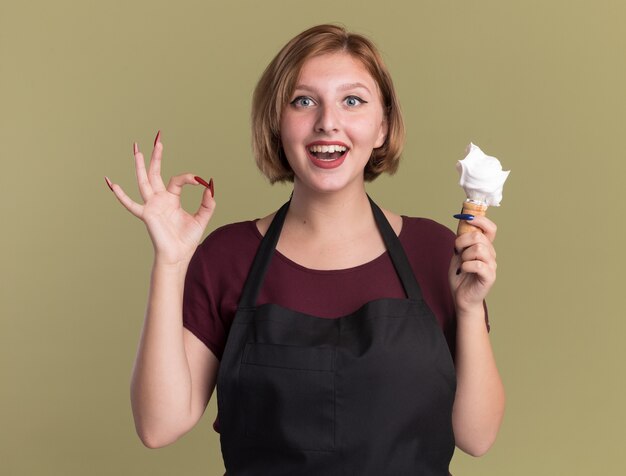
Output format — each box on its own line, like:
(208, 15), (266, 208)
(238, 200), (290, 309)
(237, 195), (423, 309)
(368, 196), (423, 301)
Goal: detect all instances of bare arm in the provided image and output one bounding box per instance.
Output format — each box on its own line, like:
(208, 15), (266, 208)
(451, 304), (505, 456)
(129, 260), (219, 448)
(106, 133), (218, 447)
(449, 217), (505, 456)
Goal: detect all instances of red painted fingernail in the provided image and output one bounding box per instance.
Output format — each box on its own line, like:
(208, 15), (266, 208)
(133, 142), (139, 155)
(194, 176), (215, 198)
(104, 176), (113, 191)
(194, 175), (210, 188)
(154, 130), (161, 147)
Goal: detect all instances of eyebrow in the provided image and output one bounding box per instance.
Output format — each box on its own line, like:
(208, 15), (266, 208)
(294, 82), (373, 94)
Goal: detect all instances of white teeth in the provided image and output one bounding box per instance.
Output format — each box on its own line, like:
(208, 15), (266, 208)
(308, 144), (347, 153)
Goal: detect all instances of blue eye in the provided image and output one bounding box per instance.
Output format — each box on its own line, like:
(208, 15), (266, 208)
(291, 96), (314, 108)
(345, 96), (366, 107)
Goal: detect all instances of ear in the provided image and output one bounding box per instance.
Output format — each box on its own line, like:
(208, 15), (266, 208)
(374, 117), (388, 149)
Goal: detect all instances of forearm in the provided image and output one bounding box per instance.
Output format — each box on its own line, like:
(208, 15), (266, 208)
(130, 258), (195, 448)
(452, 305), (505, 456)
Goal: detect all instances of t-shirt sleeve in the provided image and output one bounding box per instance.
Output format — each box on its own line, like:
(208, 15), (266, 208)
(182, 237), (228, 360)
(182, 221), (259, 361)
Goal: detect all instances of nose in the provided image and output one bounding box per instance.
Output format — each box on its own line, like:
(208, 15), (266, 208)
(314, 103), (340, 133)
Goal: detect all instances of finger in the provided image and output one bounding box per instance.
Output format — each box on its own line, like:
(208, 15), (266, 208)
(454, 230), (493, 254)
(458, 259), (496, 283)
(462, 215), (497, 242)
(193, 185), (217, 228)
(166, 173), (203, 196)
(106, 177), (144, 218)
(460, 241), (496, 263)
(133, 143), (153, 201)
(148, 131), (167, 193)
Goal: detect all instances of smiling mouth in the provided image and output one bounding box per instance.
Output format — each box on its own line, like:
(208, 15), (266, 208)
(307, 144), (349, 161)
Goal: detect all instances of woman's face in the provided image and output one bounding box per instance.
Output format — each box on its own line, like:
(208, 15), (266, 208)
(280, 52), (387, 194)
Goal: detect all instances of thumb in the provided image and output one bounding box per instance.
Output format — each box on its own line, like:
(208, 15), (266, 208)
(193, 178), (216, 228)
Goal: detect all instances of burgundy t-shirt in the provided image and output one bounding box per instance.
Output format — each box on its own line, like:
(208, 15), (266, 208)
(182, 215), (480, 363)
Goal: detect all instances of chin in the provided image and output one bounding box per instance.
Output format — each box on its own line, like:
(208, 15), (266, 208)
(294, 173), (365, 195)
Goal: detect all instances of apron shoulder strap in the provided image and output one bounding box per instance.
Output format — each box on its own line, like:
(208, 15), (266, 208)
(238, 200), (290, 309)
(368, 196), (423, 301)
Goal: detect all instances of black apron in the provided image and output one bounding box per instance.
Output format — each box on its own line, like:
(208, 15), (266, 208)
(216, 197), (456, 475)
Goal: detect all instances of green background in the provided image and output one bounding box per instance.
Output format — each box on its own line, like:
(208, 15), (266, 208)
(1, 0), (623, 474)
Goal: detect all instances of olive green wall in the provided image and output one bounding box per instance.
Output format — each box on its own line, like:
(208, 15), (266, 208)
(1, 0), (623, 474)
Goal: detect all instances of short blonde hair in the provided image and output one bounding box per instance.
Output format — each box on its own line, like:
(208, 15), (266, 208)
(251, 24), (405, 183)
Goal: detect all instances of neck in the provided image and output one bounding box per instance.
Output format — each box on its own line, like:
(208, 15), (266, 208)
(286, 179), (374, 238)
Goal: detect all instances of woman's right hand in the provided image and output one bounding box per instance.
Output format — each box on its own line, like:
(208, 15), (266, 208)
(105, 132), (216, 266)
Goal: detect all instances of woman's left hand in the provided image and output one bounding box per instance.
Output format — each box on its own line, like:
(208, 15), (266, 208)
(449, 216), (498, 313)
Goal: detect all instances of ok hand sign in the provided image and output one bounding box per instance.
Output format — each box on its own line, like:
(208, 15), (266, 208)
(105, 131), (215, 266)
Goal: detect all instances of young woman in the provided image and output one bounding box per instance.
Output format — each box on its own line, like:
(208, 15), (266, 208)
(106, 24), (505, 475)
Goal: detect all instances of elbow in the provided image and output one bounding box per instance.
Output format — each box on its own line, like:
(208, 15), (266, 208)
(455, 409), (505, 457)
(139, 435), (165, 450)
(130, 395), (192, 449)
(132, 410), (189, 449)
(460, 437), (496, 457)
(457, 410), (505, 457)
(136, 425), (180, 449)
(456, 410), (505, 457)
(134, 416), (195, 448)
